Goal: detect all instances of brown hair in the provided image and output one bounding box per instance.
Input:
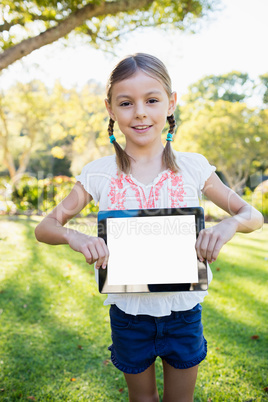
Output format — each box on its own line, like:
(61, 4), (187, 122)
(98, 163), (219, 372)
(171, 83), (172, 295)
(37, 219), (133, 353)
(106, 53), (179, 173)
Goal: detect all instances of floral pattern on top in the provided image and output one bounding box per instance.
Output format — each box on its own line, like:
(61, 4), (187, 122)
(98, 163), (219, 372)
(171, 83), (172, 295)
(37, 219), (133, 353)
(168, 172), (187, 208)
(107, 174), (127, 210)
(107, 170), (187, 210)
(124, 172), (169, 209)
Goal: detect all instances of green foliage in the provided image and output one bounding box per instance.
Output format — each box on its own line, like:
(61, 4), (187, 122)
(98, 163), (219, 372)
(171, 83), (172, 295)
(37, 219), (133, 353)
(0, 80), (51, 178)
(7, 174), (98, 215)
(0, 80), (111, 179)
(1, 72), (266, 198)
(259, 73), (268, 105)
(11, 175), (40, 211)
(175, 100), (268, 191)
(175, 71), (268, 192)
(244, 184), (268, 219)
(181, 71), (254, 104)
(0, 0), (220, 52)
(0, 217), (267, 400)
(203, 193), (268, 220)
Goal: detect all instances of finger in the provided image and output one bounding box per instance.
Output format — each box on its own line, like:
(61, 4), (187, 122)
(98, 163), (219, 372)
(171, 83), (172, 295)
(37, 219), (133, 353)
(101, 242), (110, 269)
(205, 236), (218, 263)
(82, 248), (93, 265)
(196, 230), (210, 261)
(195, 230), (204, 260)
(209, 237), (224, 263)
(82, 241), (98, 265)
(88, 243), (98, 264)
(95, 239), (109, 269)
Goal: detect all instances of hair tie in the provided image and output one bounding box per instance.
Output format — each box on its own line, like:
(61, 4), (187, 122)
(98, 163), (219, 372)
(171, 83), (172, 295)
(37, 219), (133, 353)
(110, 134), (116, 143)
(166, 132), (173, 141)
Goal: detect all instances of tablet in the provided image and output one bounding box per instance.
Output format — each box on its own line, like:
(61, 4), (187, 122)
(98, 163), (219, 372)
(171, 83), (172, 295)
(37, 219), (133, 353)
(97, 207), (208, 294)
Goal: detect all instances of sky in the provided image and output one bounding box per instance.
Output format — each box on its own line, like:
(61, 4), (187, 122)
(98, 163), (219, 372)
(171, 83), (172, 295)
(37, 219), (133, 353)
(0, 0), (268, 104)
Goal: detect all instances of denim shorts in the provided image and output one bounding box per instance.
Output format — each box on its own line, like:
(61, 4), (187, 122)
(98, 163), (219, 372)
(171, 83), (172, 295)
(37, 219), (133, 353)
(108, 303), (207, 374)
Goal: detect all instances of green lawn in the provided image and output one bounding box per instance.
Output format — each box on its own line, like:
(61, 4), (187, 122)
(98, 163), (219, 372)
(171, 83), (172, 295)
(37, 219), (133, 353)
(0, 216), (267, 401)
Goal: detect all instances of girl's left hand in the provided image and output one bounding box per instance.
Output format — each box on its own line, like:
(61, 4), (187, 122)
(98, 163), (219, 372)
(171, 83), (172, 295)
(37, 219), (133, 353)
(195, 218), (238, 264)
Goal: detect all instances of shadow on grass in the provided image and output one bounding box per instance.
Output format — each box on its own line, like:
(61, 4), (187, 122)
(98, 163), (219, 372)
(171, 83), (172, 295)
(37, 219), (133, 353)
(0, 218), (127, 401)
(196, 259), (268, 400)
(199, 302), (267, 400)
(0, 217), (267, 401)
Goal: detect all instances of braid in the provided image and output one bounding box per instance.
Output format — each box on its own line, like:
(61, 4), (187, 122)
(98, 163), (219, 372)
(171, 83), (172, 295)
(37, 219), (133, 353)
(108, 118), (114, 138)
(167, 114), (176, 134)
(108, 118), (131, 173)
(162, 114), (179, 173)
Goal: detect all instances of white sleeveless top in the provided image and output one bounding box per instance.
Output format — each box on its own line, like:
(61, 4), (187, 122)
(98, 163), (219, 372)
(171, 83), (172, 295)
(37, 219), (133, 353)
(76, 151), (216, 316)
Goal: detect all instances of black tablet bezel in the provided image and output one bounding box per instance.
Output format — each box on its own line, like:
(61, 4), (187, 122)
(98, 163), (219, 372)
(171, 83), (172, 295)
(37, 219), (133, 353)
(97, 207), (208, 294)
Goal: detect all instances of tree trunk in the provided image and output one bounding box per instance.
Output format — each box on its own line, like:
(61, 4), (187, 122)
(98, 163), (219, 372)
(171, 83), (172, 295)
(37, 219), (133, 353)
(0, 0), (153, 71)
(221, 168), (248, 195)
(0, 102), (16, 178)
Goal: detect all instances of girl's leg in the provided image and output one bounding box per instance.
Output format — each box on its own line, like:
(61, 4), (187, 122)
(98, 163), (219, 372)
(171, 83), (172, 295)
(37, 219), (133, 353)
(123, 362), (159, 402)
(162, 360), (198, 402)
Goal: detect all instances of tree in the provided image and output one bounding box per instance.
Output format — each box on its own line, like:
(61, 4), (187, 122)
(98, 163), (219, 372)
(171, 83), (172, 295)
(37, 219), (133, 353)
(259, 73), (268, 105)
(174, 100), (268, 193)
(0, 0), (219, 71)
(0, 81), (50, 182)
(0, 79), (114, 180)
(181, 72), (254, 104)
(52, 81), (112, 175)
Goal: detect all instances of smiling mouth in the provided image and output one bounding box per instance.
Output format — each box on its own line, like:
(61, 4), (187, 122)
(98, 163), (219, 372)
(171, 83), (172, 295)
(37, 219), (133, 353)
(132, 125), (152, 130)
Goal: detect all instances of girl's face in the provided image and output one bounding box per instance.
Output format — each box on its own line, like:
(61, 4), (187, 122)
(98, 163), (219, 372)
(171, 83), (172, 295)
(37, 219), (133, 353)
(105, 70), (177, 151)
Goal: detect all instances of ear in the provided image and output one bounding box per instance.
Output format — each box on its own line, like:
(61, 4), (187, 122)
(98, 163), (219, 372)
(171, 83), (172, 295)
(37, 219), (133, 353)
(167, 92), (177, 116)
(105, 99), (116, 121)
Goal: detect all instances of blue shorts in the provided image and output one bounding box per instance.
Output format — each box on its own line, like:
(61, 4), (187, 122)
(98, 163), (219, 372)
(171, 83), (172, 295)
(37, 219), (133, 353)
(108, 303), (207, 374)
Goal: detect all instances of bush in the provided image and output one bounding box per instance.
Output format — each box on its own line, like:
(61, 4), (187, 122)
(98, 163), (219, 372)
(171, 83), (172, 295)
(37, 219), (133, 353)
(0, 175), (98, 216)
(2, 174), (267, 219)
(244, 184), (268, 218)
(11, 175), (40, 212)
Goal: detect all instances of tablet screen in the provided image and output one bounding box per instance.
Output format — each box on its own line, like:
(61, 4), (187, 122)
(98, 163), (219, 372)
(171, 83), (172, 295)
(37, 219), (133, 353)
(107, 215), (198, 286)
(98, 207), (208, 293)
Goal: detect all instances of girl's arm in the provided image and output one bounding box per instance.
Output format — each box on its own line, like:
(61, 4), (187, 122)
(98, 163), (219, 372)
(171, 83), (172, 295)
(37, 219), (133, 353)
(35, 182), (109, 269)
(195, 172), (264, 264)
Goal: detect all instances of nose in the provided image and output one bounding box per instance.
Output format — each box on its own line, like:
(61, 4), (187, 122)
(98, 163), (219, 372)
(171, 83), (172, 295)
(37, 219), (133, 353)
(135, 102), (147, 119)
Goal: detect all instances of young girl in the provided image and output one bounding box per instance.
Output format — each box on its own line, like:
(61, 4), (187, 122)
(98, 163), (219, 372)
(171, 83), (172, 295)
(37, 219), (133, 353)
(35, 53), (263, 402)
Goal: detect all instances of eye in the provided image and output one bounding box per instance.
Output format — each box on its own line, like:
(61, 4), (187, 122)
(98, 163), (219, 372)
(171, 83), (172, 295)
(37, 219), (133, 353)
(147, 98), (159, 104)
(119, 101), (132, 107)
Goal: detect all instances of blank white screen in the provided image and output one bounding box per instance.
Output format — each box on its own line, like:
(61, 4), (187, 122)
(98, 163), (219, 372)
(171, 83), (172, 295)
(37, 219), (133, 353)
(107, 215), (198, 286)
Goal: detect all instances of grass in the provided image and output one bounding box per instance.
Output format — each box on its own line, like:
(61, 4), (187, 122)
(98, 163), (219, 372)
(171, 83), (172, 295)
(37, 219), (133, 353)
(0, 216), (267, 401)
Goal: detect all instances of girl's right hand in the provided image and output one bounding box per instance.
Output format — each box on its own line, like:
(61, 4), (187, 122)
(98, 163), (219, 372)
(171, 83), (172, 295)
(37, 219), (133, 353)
(66, 230), (109, 269)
